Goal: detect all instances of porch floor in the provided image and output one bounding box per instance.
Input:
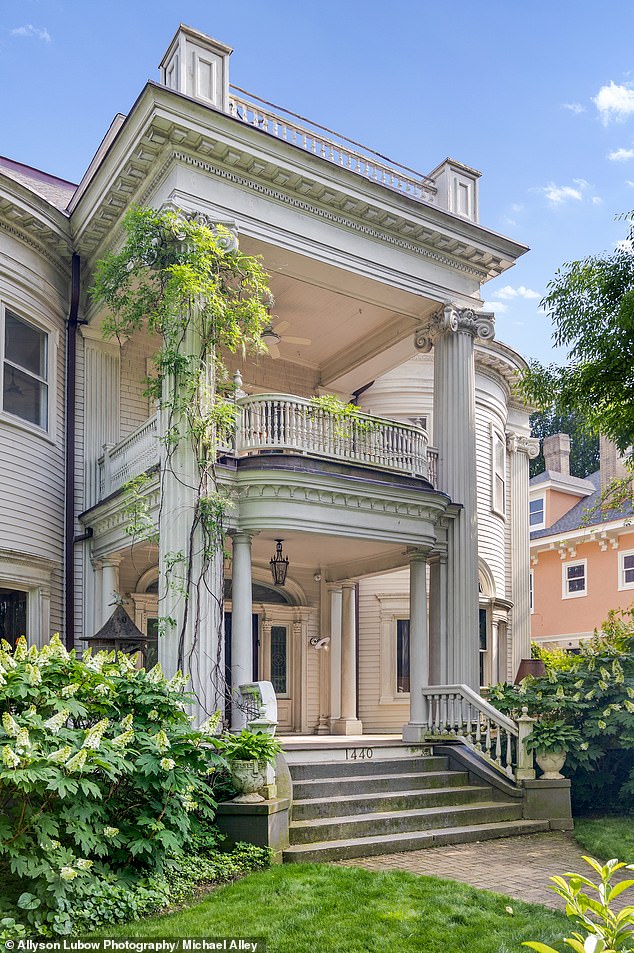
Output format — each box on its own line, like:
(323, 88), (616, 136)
(279, 733), (401, 750)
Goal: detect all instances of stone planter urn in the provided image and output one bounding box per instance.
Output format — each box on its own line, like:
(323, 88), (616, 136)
(535, 749), (567, 780)
(230, 759), (267, 803)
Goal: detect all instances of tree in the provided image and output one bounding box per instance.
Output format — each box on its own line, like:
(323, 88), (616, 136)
(520, 214), (634, 454)
(529, 409), (599, 479)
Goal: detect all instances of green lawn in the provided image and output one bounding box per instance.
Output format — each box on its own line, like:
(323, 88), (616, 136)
(574, 817), (634, 864)
(104, 863), (567, 953)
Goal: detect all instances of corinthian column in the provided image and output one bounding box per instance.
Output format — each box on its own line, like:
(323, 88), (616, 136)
(507, 433), (540, 679)
(432, 306), (495, 690)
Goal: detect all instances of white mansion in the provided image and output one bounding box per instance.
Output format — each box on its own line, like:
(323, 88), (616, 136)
(0, 25), (539, 743)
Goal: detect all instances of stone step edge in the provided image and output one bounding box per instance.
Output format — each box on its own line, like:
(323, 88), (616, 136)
(292, 784), (492, 809)
(283, 745), (433, 765)
(292, 769), (465, 787)
(289, 799), (516, 830)
(283, 819), (551, 859)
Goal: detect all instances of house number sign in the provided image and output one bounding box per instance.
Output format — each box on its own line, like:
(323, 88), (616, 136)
(344, 747), (374, 760)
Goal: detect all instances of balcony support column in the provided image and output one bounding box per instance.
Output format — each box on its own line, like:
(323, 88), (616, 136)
(333, 582), (362, 735)
(507, 433), (540, 679)
(100, 554), (121, 626)
(403, 549), (430, 742)
(432, 306), (495, 690)
(230, 532), (254, 730)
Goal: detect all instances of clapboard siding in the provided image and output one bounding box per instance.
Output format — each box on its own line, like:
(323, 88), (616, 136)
(358, 569), (409, 732)
(0, 227), (69, 640)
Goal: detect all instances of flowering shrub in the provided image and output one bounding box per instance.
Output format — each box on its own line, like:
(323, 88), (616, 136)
(490, 609), (634, 812)
(0, 635), (225, 935)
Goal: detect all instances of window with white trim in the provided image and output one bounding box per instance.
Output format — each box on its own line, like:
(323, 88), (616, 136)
(618, 551), (634, 590)
(529, 497), (545, 529)
(1, 308), (49, 430)
(492, 429), (506, 516)
(562, 559), (587, 599)
(0, 587), (27, 649)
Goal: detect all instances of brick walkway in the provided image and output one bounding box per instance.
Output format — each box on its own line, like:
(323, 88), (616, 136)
(336, 832), (598, 909)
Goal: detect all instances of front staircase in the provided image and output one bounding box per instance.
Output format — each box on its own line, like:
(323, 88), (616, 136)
(282, 739), (548, 862)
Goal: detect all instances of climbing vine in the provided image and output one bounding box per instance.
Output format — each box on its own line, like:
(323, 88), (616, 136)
(90, 206), (272, 703)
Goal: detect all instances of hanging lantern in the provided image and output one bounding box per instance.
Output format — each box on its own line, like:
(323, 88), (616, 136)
(270, 539), (289, 586)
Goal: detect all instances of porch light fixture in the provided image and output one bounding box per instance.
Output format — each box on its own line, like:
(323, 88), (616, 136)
(261, 324), (281, 347)
(270, 538), (289, 586)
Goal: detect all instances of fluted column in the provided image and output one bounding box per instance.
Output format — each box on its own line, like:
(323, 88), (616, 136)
(403, 549), (430, 742)
(507, 433), (540, 680)
(333, 582), (362, 735)
(432, 306), (495, 690)
(230, 533), (254, 730)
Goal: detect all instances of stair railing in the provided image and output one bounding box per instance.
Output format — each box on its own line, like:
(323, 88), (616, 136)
(421, 684), (536, 783)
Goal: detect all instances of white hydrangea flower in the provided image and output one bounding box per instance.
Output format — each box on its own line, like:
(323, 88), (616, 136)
(103, 826), (119, 838)
(111, 729), (134, 749)
(47, 746), (72, 764)
(65, 749), (87, 772)
(120, 713), (134, 732)
(160, 757), (176, 771)
(13, 638), (27, 661)
(148, 709), (159, 721)
(60, 866), (78, 881)
(15, 728), (30, 752)
(82, 719), (109, 750)
(61, 683), (81, 698)
(146, 662), (164, 684)
(75, 858), (93, 870)
(153, 730), (170, 753)
(2, 745), (20, 769)
(44, 710), (70, 733)
(2, 712), (20, 738)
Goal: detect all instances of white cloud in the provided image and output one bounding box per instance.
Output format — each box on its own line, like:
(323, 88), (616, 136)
(593, 81), (634, 124)
(608, 147), (634, 161)
(626, 180), (634, 188)
(510, 203), (524, 214)
(495, 285), (541, 301)
(592, 196), (603, 205)
(10, 24), (51, 41)
(536, 180), (587, 206)
(562, 102), (585, 114)
(483, 301), (509, 314)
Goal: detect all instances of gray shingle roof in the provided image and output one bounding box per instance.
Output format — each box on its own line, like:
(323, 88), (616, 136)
(0, 156), (76, 212)
(531, 470), (633, 539)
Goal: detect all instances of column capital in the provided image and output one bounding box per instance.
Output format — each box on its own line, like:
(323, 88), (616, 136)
(160, 202), (239, 252)
(230, 530), (255, 544)
(416, 305), (495, 351)
(101, 553), (122, 568)
(506, 432), (540, 459)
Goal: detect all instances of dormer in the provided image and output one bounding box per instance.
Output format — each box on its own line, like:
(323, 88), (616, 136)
(159, 24), (232, 111)
(529, 433), (595, 531)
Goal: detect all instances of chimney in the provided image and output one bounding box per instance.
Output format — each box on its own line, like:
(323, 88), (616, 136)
(600, 435), (632, 496)
(543, 432), (570, 476)
(159, 25), (232, 111)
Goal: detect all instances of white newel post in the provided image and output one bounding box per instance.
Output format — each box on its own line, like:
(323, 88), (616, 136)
(230, 532), (254, 730)
(403, 550), (430, 742)
(333, 582), (362, 735)
(507, 433), (540, 680)
(431, 306), (495, 690)
(100, 555), (121, 625)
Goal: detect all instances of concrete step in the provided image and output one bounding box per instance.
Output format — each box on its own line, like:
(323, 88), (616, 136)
(289, 800), (523, 845)
(282, 739), (431, 766)
(283, 818), (550, 862)
(292, 769), (471, 800)
(291, 784), (492, 820)
(288, 755), (449, 781)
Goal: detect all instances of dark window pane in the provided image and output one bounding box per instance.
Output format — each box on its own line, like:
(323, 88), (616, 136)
(145, 617), (159, 668)
(396, 619), (410, 693)
(5, 312), (46, 377)
(0, 588), (27, 648)
(270, 625), (287, 694)
(3, 364), (47, 427)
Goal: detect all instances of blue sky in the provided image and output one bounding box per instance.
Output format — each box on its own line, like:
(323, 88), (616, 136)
(2, 0), (634, 363)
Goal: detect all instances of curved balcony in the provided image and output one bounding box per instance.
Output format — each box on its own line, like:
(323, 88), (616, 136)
(97, 395), (437, 501)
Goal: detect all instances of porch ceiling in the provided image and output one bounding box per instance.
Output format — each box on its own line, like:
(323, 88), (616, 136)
(239, 237), (440, 392)
(246, 531), (409, 583)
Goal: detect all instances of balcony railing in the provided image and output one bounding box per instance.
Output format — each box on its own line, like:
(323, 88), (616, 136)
(237, 394), (429, 479)
(98, 413), (159, 499)
(228, 86), (437, 205)
(96, 397), (436, 500)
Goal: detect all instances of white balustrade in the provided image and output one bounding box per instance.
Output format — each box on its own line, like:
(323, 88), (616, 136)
(236, 394), (429, 479)
(228, 87), (436, 204)
(98, 414), (159, 498)
(96, 397), (435, 501)
(421, 684), (535, 782)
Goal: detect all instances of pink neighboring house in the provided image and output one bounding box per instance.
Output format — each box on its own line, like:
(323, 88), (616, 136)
(529, 433), (634, 649)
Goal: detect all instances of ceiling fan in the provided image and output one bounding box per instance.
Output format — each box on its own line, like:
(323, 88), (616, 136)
(262, 319), (312, 359)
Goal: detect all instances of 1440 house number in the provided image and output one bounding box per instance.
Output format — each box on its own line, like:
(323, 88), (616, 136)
(345, 747), (374, 760)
